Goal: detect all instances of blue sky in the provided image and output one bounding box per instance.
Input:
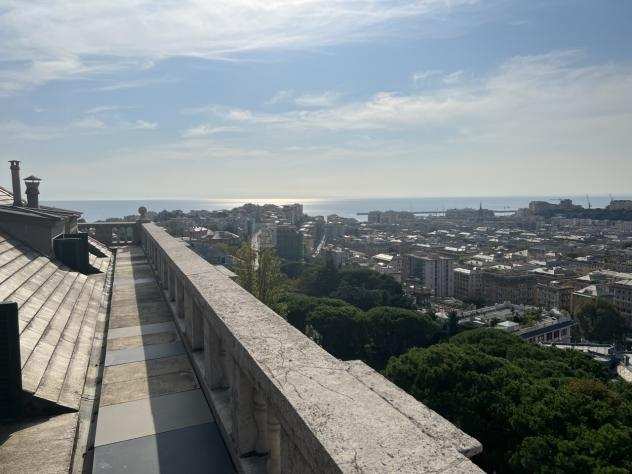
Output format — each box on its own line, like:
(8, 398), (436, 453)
(1, 0), (631, 199)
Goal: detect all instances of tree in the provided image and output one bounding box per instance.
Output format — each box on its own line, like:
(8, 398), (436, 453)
(576, 299), (627, 343)
(446, 311), (459, 336)
(305, 305), (363, 360)
(384, 329), (629, 473)
(256, 248), (284, 309)
(235, 244), (284, 309)
(335, 268), (412, 309)
(279, 293), (349, 332)
(360, 307), (439, 369)
(297, 258), (340, 296)
(234, 243), (257, 294)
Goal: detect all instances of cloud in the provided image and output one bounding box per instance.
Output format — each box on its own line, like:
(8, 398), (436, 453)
(0, 0), (479, 93)
(126, 120), (158, 130)
(0, 116), (158, 142)
(266, 90), (295, 105)
(294, 91), (341, 108)
(0, 120), (63, 141)
(97, 77), (178, 91)
(266, 89), (341, 108)
(442, 70), (464, 84)
(84, 105), (138, 114)
(412, 69), (442, 85)
(71, 117), (106, 129)
(182, 125), (242, 138)
(191, 50), (632, 150)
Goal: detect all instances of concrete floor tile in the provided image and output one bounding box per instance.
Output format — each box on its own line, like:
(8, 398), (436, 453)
(94, 389), (212, 446)
(93, 423), (234, 473)
(105, 341), (185, 366)
(101, 371), (199, 405)
(107, 321), (175, 340)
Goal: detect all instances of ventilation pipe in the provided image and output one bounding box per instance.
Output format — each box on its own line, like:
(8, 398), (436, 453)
(24, 175), (41, 209)
(8, 161), (22, 206)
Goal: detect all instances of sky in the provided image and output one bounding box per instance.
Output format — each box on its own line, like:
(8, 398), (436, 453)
(1, 0), (631, 200)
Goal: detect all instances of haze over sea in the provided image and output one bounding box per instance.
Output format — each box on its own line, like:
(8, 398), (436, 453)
(42, 196), (625, 223)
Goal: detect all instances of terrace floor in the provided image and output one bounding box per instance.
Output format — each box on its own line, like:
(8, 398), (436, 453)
(92, 245), (234, 473)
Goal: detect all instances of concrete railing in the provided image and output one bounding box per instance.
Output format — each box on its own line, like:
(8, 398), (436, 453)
(78, 222), (139, 246)
(140, 222), (483, 473)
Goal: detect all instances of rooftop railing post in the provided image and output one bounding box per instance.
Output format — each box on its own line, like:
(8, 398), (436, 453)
(184, 287), (194, 337)
(218, 341), (231, 390)
(231, 363), (258, 456)
(204, 322), (226, 390)
(175, 278), (184, 320)
(190, 301), (204, 351)
(253, 388), (269, 456)
(267, 412), (281, 474)
(168, 266), (175, 302)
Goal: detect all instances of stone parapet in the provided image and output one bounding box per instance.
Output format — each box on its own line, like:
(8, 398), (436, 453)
(140, 222), (483, 473)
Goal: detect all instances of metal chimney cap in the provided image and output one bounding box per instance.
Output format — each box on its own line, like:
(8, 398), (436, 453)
(24, 175), (42, 182)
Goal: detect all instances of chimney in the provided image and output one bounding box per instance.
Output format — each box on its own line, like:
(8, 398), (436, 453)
(9, 161), (22, 206)
(24, 175), (42, 209)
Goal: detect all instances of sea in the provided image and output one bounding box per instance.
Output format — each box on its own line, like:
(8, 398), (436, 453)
(42, 195), (625, 223)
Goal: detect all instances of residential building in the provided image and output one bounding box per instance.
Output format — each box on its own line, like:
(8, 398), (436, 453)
(275, 224), (303, 260)
(402, 253), (454, 297)
(453, 267), (483, 301)
(536, 281), (574, 311)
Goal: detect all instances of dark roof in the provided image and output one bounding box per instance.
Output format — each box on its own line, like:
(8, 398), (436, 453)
(0, 230), (110, 409)
(0, 204), (82, 220)
(0, 185), (15, 205)
(0, 185), (81, 218)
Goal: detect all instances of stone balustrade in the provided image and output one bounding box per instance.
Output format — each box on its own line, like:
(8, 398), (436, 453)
(139, 222), (483, 473)
(78, 222), (139, 246)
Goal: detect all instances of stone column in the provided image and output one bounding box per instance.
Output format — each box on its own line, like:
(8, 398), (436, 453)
(253, 388), (268, 455)
(231, 364), (257, 455)
(190, 301), (204, 351)
(183, 287), (194, 336)
(176, 279), (185, 319)
(168, 267), (176, 302)
(268, 412), (281, 474)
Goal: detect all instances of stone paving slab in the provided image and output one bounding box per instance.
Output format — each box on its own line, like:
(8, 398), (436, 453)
(108, 307), (173, 329)
(107, 330), (178, 350)
(94, 389), (212, 447)
(107, 321), (175, 339)
(103, 355), (191, 384)
(101, 371), (199, 406)
(93, 423), (234, 474)
(105, 340), (185, 366)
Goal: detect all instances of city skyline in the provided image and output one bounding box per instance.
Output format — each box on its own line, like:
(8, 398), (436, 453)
(1, 0), (631, 199)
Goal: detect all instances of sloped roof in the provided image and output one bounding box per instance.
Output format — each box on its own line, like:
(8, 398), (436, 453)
(0, 231), (110, 410)
(0, 185), (15, 205)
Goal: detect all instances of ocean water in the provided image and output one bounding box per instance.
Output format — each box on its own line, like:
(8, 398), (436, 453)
(42, 195), (624, 223)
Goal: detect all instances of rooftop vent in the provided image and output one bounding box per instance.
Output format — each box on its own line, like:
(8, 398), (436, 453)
(8, 161), (22, 207)
(24, 175), (42, 209)
(53, 233), (90, 273)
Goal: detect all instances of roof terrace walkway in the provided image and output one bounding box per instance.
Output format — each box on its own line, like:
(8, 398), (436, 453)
(92, 245), (234, 473)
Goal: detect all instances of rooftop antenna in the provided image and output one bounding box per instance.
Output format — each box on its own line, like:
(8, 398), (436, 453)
(586, 194), (591, 209)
